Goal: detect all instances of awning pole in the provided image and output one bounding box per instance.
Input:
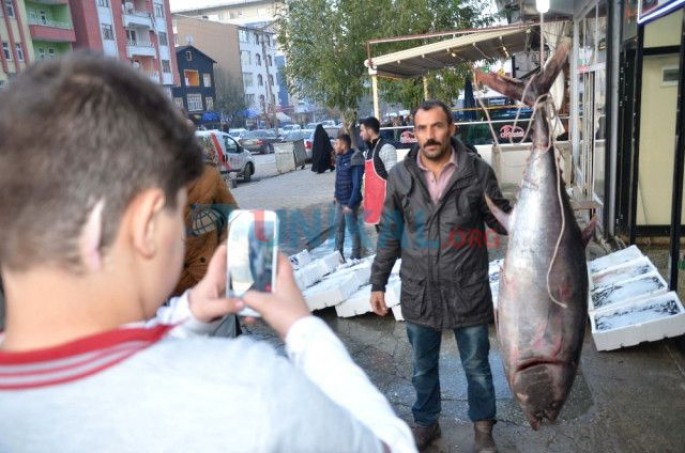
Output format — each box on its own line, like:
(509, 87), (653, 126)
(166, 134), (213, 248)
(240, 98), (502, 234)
(423, 76), (429, 100)
(372, 74), (380, 119)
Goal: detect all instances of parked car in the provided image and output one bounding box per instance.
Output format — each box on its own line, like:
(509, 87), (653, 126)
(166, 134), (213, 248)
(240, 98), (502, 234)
(281, 129), (311, 142)
(195, 130), (255, 182)
(227, 128), (247, 140)
(240, 129), (280, 154)
(281, 124), (301, 132)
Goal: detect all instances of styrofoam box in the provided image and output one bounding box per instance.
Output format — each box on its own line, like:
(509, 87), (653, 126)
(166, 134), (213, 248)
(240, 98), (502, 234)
(589, 272), (668, 313)
(294, 261), (325, 289)
(590, 257), (657, 292)
(315, 251), (344, 276)
(590, 291), (685, 351)
(335, 284), (372, 318)
(392, 304), (404, 321)
(303, 273), (360, 312)
(324, 261), (371, 288)
(289, 249), (312, 270)
(588, 245), (644, 274)
(383, 276), (402, 308)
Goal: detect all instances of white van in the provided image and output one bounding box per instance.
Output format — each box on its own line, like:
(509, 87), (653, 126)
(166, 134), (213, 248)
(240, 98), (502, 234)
(195, 130), (255, 182)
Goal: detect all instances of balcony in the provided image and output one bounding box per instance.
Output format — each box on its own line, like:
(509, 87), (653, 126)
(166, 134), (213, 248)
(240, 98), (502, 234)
(122, 11), (153, 28)
(126, 40), (156, 58)
(28, 18), (76, 43)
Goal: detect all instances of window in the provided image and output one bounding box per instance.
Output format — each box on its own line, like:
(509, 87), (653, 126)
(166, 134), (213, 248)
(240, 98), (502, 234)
(38, 47), (46, 59)
(173, 97), (184, 109)
(15, 43), (23, 62)
(126, 29), (137, 45)
(203, 73), (211, 87)
(187, 93), (203, 112)
(243, 72), (253, 87)
(97, 0), (109, 6)
(158, 32), (168, 46)
(239, 30), (247, 42)
(205, 96), (214, 111)
(5, 1), (14, 18)
(47, 48), (55, 58)
(2, 42), (11, 61)
(256, 54), (261, 66)
(240, 50), (250, 66)
(185, 50), (192, 62)
(254, 33), (259, 44)
(184, 69), (200, 87)
(153, 3), (164, 17)
(245, 93), (255, 106)
(257, 74), (263, 86)
(268, 75), (274, 86)
(39, 10), (47, 24)
(259, 94), (265, 108)
(102, 24), (114, 40)
(267, 55), (272, 66)
(161, 59), (171, 73)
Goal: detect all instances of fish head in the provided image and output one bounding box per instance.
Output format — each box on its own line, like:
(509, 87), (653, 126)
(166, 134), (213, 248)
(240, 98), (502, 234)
(512, 360), (576, 430)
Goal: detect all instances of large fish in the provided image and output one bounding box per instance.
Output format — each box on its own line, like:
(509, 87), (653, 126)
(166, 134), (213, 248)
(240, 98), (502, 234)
(475, 38), (595, 430)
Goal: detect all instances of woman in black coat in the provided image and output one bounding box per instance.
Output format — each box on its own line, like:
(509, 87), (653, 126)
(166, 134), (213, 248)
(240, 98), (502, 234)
(311, 124), (334, 173)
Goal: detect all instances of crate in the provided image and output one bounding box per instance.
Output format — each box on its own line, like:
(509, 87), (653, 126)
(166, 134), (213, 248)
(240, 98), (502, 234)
(590, 291), (685, 351)
(303, 273), (360, 312)
(589, 272), (668, 313)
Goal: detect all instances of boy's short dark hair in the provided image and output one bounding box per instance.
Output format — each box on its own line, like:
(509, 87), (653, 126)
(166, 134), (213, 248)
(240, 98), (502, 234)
(0, 53), (203, 272)
(336, 133), (352, 149)
(360, 117), (380, 134)
(412, 100), (454, 125)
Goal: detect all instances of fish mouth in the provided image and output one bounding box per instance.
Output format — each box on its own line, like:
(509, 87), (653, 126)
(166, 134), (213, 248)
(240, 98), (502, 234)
(515, 357), (567, 373)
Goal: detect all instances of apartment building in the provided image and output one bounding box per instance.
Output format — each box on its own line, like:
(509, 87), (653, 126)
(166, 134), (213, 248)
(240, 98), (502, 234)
(69, 0), (179, 94)
(238, 25), (277, 117)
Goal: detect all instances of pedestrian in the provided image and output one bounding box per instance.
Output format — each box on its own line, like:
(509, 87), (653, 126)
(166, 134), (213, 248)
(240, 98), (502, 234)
(360, 116), (397, 230)
(0, 54), (416, 453)
(368, 100), (511, 452)
(172, 132), (240, 337)
(311, 124), (334, 173)
(333, 133), (365, 261)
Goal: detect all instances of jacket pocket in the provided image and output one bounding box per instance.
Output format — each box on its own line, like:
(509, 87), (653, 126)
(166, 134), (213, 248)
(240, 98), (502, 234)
(399, 276), (427, 319)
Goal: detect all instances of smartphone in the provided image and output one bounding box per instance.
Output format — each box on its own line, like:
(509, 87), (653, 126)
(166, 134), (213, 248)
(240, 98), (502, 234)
(226, 209), (279, 317)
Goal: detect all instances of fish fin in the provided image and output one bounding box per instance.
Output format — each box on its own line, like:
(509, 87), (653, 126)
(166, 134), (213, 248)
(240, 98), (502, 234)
(485, 194), (513, 233)
(581, 216), (598, 247)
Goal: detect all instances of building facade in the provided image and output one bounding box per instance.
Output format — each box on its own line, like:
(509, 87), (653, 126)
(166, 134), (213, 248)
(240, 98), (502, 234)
(171, 45), (218, 126)
(69, 0), (179, 94)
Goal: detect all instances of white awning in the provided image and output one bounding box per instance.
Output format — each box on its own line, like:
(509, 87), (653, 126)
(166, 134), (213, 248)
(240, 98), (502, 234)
(365, 26), (536, 79)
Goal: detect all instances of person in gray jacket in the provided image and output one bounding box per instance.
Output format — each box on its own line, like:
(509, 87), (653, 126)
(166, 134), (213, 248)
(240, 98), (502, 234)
(369, 100), (511, 452)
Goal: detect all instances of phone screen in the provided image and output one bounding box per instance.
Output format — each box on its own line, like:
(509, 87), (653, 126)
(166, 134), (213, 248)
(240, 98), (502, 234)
(227, 210), (278, 299)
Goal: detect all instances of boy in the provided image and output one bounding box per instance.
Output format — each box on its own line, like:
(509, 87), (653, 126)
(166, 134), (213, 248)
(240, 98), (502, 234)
(0, 54), (415, 452)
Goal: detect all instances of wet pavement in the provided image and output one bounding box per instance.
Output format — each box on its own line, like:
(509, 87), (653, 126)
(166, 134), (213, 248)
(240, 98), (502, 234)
(236, 160), (685, 452)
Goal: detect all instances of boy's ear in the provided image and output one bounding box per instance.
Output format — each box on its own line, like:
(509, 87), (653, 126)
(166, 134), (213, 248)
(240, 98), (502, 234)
(79, 199), (106, 272)
(129, 188), (168, 258)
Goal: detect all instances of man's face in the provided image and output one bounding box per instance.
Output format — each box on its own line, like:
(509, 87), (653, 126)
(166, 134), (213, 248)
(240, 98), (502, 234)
(414, 107), (456, 162)
(359, 124), (373, 142)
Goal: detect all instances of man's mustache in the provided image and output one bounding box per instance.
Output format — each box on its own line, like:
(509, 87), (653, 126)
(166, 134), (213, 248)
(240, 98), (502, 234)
(423, 139), (442, 147)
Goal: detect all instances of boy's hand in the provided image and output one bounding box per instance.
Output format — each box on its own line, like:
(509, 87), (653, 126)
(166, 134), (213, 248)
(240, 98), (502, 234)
(241, 253), (310, 340)
(188, 245), (245, 323)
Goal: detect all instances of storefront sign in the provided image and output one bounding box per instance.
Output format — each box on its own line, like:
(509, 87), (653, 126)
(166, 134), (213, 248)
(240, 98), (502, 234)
(500, 124), (525, 140)
(638, 0), (685, 24)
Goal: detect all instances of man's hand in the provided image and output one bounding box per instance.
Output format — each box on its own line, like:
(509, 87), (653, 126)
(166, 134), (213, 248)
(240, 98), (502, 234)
(370, 291), (388, 316)
(188, 245), (245, 323)
(342, 205), (353, 214)
(241, 253), (311, 340)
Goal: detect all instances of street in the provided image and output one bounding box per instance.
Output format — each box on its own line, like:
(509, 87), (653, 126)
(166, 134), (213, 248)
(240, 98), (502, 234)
(232, 159), (685, 452)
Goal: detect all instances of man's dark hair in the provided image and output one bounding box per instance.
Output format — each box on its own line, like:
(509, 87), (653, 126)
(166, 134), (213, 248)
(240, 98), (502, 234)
(360, 116), (380, 134)
(0, 53), (203, 272)
(413, 100), (454, 125)
(337, 133), (352, 149)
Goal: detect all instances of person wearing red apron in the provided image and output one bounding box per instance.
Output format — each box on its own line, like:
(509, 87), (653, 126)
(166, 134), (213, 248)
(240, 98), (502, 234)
(360, 117), (397, 229)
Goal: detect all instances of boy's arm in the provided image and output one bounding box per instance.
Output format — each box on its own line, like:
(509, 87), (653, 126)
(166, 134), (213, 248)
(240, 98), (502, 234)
(347, 159), (365, 208)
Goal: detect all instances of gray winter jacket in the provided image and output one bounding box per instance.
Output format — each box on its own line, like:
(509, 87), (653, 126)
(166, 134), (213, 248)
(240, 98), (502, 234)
(370, 137), (511, 330)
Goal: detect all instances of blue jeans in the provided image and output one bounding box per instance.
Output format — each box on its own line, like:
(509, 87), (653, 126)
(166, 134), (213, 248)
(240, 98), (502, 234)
(406, 321), (496, 425)
(334, 203), (361, 260)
